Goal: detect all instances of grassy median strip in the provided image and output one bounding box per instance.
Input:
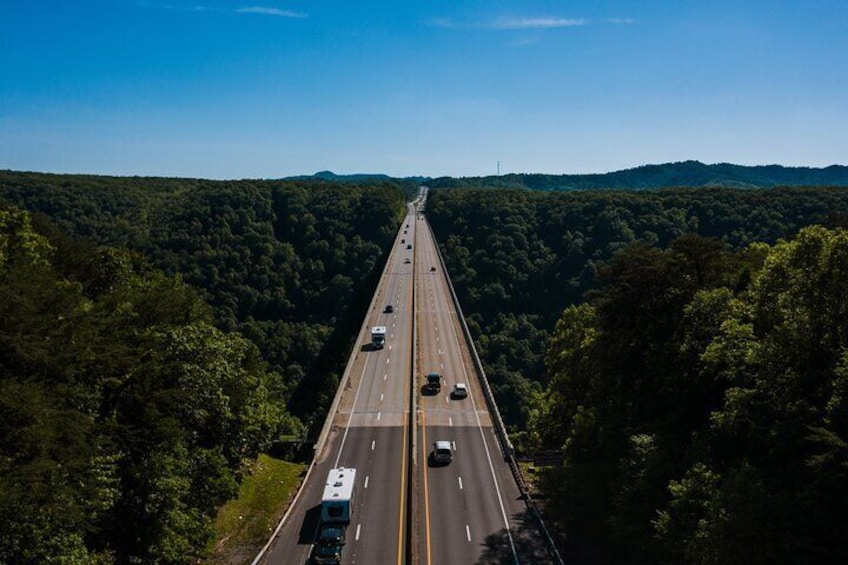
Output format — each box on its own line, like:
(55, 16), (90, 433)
(205, 454), (307, 564)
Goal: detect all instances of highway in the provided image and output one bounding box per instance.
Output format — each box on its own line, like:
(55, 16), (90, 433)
(260, 189), (551, 564)
(414, 195), (544, 564)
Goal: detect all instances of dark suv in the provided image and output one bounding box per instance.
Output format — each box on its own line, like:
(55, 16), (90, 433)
(313, 524), (345, 564)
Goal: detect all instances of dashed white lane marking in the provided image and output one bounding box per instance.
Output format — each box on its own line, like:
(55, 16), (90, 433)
(356, 524), (362, 541)
(380, 393), (384, 402)
(449, 416), (453, 427)
(445, 396), (449, 404)
(377, 411), (382, 421)
(389, 345), (392, 351)
(371, 440), (376, 451)
(458, 477), (463, 490)
(365, 476), (369, 489)
(386, 358), (390, 364)
(466, 525), (471, 542)
(384, 374), (387, 381)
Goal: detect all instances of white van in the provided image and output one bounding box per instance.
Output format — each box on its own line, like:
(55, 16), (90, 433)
(433, 441), (453, 464)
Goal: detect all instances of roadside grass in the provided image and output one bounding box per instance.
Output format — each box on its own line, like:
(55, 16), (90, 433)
(204, 454), (307, 565)
(518, 461), (540, 495)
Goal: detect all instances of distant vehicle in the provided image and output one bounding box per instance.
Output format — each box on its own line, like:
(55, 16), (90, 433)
(406, 224), (409, 228)
(406, 244), (412, 249)
(401, 238), (405, 243)
(430, 266), (436, 272)
(426, 372), (442, 393)
(404, 258), (411, 264)
(370, 326), (386, 349)
(452, 383), (468, 399)
(322, 467), (356, 523)
(312, 523), (346, 565)
(384, 304), (394, 313)
(432, 440), (453, 464)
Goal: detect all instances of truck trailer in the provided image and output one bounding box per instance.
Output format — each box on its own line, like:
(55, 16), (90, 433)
(371, 326), (386, 349)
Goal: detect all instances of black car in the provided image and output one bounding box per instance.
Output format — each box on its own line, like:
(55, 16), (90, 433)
(312, 543), (343, 565)
(316, 523), (345, 546)
(313, 524), (345, 564)
(384, 304), (394, 313)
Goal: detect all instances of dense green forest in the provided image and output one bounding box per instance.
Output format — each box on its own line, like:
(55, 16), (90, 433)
(427, 186), (848, 432)
(428, 160), (848, 191)
(427, 186), (848, 563)
(0, 171), (407, 563)
(0, 208), (295, 562)
(535, 227), (848, 563)
(5, 169), (848, 563)
(0, 171), (408, 429)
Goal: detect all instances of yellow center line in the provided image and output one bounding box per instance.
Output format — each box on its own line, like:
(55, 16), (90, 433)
(397, 402), (408, 565)
(398, 219), (414, 565)
(422, 410), (432, 565)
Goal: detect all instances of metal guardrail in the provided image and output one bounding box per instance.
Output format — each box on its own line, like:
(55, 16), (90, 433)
(424, 216), (565, 565)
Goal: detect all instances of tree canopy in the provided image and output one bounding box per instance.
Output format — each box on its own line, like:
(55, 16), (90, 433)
(0, 207), (297, 563)
(533, 226), (848, 564)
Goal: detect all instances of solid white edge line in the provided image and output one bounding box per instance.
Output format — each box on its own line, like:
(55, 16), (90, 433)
(443, 254), (520, 564)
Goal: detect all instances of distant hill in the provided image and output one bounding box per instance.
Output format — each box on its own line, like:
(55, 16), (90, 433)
(427, 161), (848, 191)
(287, 170), (430, 184)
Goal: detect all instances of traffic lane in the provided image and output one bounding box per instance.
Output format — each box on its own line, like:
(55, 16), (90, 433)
(337, 426), (406, 565)
(421, 424), (522, 565)
(358, 254), (413, 411)
(261, 427), (346, 564)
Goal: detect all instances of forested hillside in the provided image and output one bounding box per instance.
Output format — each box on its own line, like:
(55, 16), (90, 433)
(0, 208), (296, 562)
(427, 186), (848, 432)
(428, 160), (848, 191)
(428, 186), (848, 563)
(0, 171), (407, 430)
(535, 227), (848, 564)
(0, 171), (408, 563)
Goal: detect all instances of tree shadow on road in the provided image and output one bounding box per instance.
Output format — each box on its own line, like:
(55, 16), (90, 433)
(476, 506), (559, 565)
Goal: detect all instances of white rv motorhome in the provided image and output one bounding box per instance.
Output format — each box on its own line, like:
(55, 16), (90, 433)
(321, 467), (356, 523)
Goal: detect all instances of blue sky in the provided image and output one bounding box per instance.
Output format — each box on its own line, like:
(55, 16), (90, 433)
(2, 1), (846, 178)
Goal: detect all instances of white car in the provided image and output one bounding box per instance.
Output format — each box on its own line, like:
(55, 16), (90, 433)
(433, 440), (453, 464)
(452, 383), (468, 399)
